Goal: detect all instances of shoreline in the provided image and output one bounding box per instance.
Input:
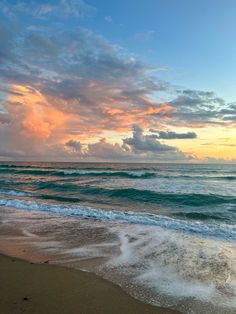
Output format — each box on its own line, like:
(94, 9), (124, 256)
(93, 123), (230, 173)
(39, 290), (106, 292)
(0, 253), (180, 314)
(1, 206), (235, 314)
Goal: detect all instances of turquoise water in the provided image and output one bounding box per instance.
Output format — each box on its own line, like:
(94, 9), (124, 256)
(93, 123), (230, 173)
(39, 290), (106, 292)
(1, 162), (236, 313)
(0, 162), (236, 227)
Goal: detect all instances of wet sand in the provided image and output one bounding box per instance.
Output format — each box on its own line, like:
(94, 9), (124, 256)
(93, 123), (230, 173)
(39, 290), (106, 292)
(0, 254), (180, 314)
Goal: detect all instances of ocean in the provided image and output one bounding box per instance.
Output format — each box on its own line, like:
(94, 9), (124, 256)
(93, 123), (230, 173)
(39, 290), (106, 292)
(0, 162), (236, 313)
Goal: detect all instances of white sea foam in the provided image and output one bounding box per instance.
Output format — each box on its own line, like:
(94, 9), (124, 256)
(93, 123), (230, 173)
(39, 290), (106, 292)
(105, 224), (236, 308)
(127, 170), (148, 177)
(42, 221), (236, 309)
(62, 170), (94, 175)
(64, 242), (119, 258)
(62, 169), (152, 177)
(0, 189), (31, 197)
(2, 202), (236, 312)
(1, 197), (236, 241)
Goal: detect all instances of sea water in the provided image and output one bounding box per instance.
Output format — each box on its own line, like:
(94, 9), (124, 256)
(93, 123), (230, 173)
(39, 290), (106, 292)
(0, 162), (236, 313)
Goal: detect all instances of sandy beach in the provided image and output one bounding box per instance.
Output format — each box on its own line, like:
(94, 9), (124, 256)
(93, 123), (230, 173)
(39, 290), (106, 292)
(0, 253), (180, 314)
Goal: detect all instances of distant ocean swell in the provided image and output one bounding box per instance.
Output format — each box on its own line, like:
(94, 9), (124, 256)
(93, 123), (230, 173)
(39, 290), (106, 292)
(0, 168), (155, 178)
(1, 166), (236, 180)
(1, 185), (236, 208)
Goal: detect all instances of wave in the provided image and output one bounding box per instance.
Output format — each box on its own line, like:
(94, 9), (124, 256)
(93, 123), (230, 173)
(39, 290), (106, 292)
(62, 170), (156, 178)
(0, 164), (35, 169)
(3, 184), (236, 212)
(0, 189), (82, 203)
(177, 175), (236, 180)
(1, 179), (236, 208)
(0, 189), (31, 197)
(0, 198), (236, 241)
(173, 211), (224, 221)
(1, 166), (236, 181)
(0, 168), (156, 179)
(35, 182), (236, 207)
(105, 188), (236, 206)
(0, 168), (56, 175)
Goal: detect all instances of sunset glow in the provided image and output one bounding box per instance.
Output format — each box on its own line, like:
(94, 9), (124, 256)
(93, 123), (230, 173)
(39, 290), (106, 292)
(0, 0), (235, 162)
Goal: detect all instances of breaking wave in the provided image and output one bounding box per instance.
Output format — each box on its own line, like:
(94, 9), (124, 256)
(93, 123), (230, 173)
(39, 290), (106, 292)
(1, 198), (236, 241)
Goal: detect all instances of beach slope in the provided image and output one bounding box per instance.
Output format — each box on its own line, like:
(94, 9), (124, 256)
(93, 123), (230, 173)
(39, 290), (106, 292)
(0, 254), (179, 314)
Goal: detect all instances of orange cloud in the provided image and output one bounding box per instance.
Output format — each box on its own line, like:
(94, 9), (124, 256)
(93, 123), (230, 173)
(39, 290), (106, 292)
(6, 85), (178, 146)
(144, 104), (175, 115)
(8, 84), (70, 140)
(106, 108), (124, 115)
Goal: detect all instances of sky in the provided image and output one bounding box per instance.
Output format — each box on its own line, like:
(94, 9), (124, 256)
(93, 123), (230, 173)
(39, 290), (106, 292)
(0, 0), (235, 162)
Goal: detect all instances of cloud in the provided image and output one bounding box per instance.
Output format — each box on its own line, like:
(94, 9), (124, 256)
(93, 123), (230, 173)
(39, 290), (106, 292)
(0, 0), (95, 18)
(0, 114), (10, 125)
(205, 157), (236, 164)
(135, 30), (155, 42)
(60, 125), (189, 162)
(66, 140), (82, 153)
(105, 16), (113, 23)
(86, 138), (131, 160)
(0, 22), (171, 148)
(0, 4), (235, 162)
(201, 142), (236, 147)
(165, 89), (236, 127)
(149, 129), (197, 139)
(0, 21), (19, 64)
(123, 125), (177, 152)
